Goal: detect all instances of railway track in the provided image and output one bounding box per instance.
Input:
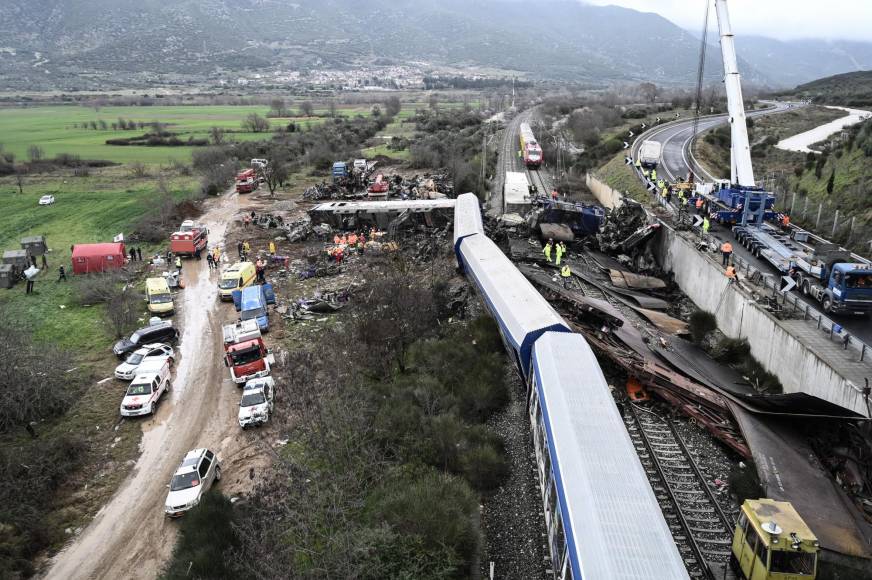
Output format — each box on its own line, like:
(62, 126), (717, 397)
(624, 402), (735, 579)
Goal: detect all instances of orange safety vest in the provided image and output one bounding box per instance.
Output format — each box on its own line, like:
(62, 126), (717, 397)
(721, 242), (733, 253)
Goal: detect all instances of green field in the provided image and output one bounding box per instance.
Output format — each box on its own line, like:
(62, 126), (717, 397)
(0, 169), (197, 348)
(0, 104), (379, 165)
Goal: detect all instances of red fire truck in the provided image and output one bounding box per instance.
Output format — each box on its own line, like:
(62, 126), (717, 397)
(169, 220), (208, 256)
(236, 168), (258, 194)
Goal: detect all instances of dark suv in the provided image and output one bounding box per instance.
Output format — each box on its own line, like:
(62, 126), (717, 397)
(113, 322), (179, 358)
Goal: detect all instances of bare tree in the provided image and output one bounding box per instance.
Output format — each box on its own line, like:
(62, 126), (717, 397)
(299, 101), (314, 117)
(269, 98), (289, 117)
(327, 100), (337, 118)
(384, 96), (402, 117)
(0, 323), (78, 434)
(242, 113), (270, 133)
(257, 161), (289, 198)
(74, 271), (141, 337)
(638, 82), (659, 103)
(209, 126), (226, 145)
(27, 145), (44, 162)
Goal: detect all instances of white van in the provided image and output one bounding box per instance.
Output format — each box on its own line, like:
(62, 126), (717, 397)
(119, 358), (171, 417)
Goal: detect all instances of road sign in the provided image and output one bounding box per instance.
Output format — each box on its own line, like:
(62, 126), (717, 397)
(779, 276), (797, 294)
(623, 141), (629, 149)
(647, 182), (656, 192)
(641, 123), (647, 129)
(674, 112), (681, 118)
(628, 130), (635, 137)
(693, 215), (703, 228)
(624, 156), (632, 165)
(656, 117), (661, 123)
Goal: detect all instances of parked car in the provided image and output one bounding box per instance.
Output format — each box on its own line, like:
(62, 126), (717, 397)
(113, 322), (178, 358)
(165, 448), (221, 517)
(38, 195), (55, 205)
(238, 377), (275, 428)
(119, 359), (171, 417)
(115, 343), (175, 380)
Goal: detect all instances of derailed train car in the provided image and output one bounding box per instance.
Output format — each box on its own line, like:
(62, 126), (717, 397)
(519, 122), (543, 169)
(453, 193), (689, 580)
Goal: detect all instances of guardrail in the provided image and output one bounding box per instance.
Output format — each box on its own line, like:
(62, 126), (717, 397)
(626, 161), (872, 366)
(696, 230), (872, 365)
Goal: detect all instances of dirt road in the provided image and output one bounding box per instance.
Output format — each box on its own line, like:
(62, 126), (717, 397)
(45, 191), (269, 580)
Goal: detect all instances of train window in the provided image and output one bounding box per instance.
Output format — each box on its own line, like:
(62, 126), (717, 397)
(552, 513), (566, 562)
(771, 551), (816, 575)
(753, 533), (769, 568)
(737, 512), (748, 533)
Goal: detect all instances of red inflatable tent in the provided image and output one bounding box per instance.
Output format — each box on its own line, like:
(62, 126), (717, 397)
(71, 242), (127, 274)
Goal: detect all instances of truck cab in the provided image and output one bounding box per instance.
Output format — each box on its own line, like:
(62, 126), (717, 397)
(730, 499), (818, 580)
(232, 284), (276, 331)
(225, 337), (272, 384)
(824, 263), (872, 315)
(236, 168), (258, 193)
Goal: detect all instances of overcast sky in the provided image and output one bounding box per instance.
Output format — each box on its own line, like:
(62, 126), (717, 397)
(583, 0), (872, 42)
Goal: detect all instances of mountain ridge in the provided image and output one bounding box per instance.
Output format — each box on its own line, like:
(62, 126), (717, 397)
(0, 0), (869, 91)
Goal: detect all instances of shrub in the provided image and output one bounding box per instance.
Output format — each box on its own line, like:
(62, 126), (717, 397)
(688, 310), (718, 344)
(161, 491), (239, 580)
(367, 471), (479, 576)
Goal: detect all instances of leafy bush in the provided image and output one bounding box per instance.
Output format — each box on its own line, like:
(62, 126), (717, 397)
(688, 310), (718, 344)
(161, 491), (238, 580)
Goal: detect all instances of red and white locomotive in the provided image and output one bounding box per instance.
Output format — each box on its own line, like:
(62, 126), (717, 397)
(519, 122), (543, 169)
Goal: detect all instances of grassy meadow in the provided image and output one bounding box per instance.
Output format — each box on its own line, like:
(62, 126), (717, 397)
(0, 169), (198, 349)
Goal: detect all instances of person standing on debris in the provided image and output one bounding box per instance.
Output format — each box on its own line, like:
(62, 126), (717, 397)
(243, 214), (251, 228)
(243, 240), (251, 256)
(555, 241), (564, 266)
(206, 252), (215, 270)
(642, 168), (650, 179)
(255, 260), (265, 283)
(543, 239), (553, 263)
(725, 263), (737, 281)
(175, 256), (182, 271)
(551, 189), (559, 201)
(561, 264), (572, 289)
(720, 241), (733, 266)
(269, 241), (276, 256)
(237, 240), (244, 259)
(695, 197), (704, 214)
(137, 247), (142, 261)
(651, 169), (657, 183)
(213, 246), (221, 264)
(702, 216), (710, 235)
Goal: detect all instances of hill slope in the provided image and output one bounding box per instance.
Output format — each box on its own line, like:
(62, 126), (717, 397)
(1, 0), (869, 91)
(789, 70), (872, 107)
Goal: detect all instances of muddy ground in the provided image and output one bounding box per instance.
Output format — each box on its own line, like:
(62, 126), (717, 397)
(44, 190), (276, 580)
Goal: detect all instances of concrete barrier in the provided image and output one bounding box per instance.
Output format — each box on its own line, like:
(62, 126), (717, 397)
(586, 173), (623, 209)
(654, 225), (869, 416)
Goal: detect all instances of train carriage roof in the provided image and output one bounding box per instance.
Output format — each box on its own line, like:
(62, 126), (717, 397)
(532, 332), (690, 580)
(458, 234), (570, 376)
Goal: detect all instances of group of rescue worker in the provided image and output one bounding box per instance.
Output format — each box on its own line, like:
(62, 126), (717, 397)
(542, 238), (573, 288)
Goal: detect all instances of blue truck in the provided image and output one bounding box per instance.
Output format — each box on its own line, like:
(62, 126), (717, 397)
(733, 224), (872, 315)
(232, 284), (276, 331)
(331, 161), (348, 182)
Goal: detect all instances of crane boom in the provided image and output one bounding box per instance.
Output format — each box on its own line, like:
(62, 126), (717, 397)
(714, 0), (755, 187)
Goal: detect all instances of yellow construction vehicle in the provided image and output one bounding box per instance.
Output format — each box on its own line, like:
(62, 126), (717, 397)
(730, 499), (819, 579)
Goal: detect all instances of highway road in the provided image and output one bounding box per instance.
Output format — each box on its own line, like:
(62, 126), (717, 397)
(635, 103), (872, 345)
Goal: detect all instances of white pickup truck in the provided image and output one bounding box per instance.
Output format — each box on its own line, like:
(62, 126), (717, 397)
(119, 358), (171, 417)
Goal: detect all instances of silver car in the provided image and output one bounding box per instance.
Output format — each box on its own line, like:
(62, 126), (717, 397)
(165, 448), (221, 517)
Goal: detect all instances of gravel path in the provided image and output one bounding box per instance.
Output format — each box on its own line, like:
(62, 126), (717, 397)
(479, 369), (548, 579)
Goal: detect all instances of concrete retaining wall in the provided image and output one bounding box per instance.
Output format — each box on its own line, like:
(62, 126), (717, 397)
(655, 225), (868, 416)
(586, 173), (624, 209)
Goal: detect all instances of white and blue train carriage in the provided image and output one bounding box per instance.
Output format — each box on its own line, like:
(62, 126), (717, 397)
(530, 332), (690, 579)
(453, 194), (571, 377)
